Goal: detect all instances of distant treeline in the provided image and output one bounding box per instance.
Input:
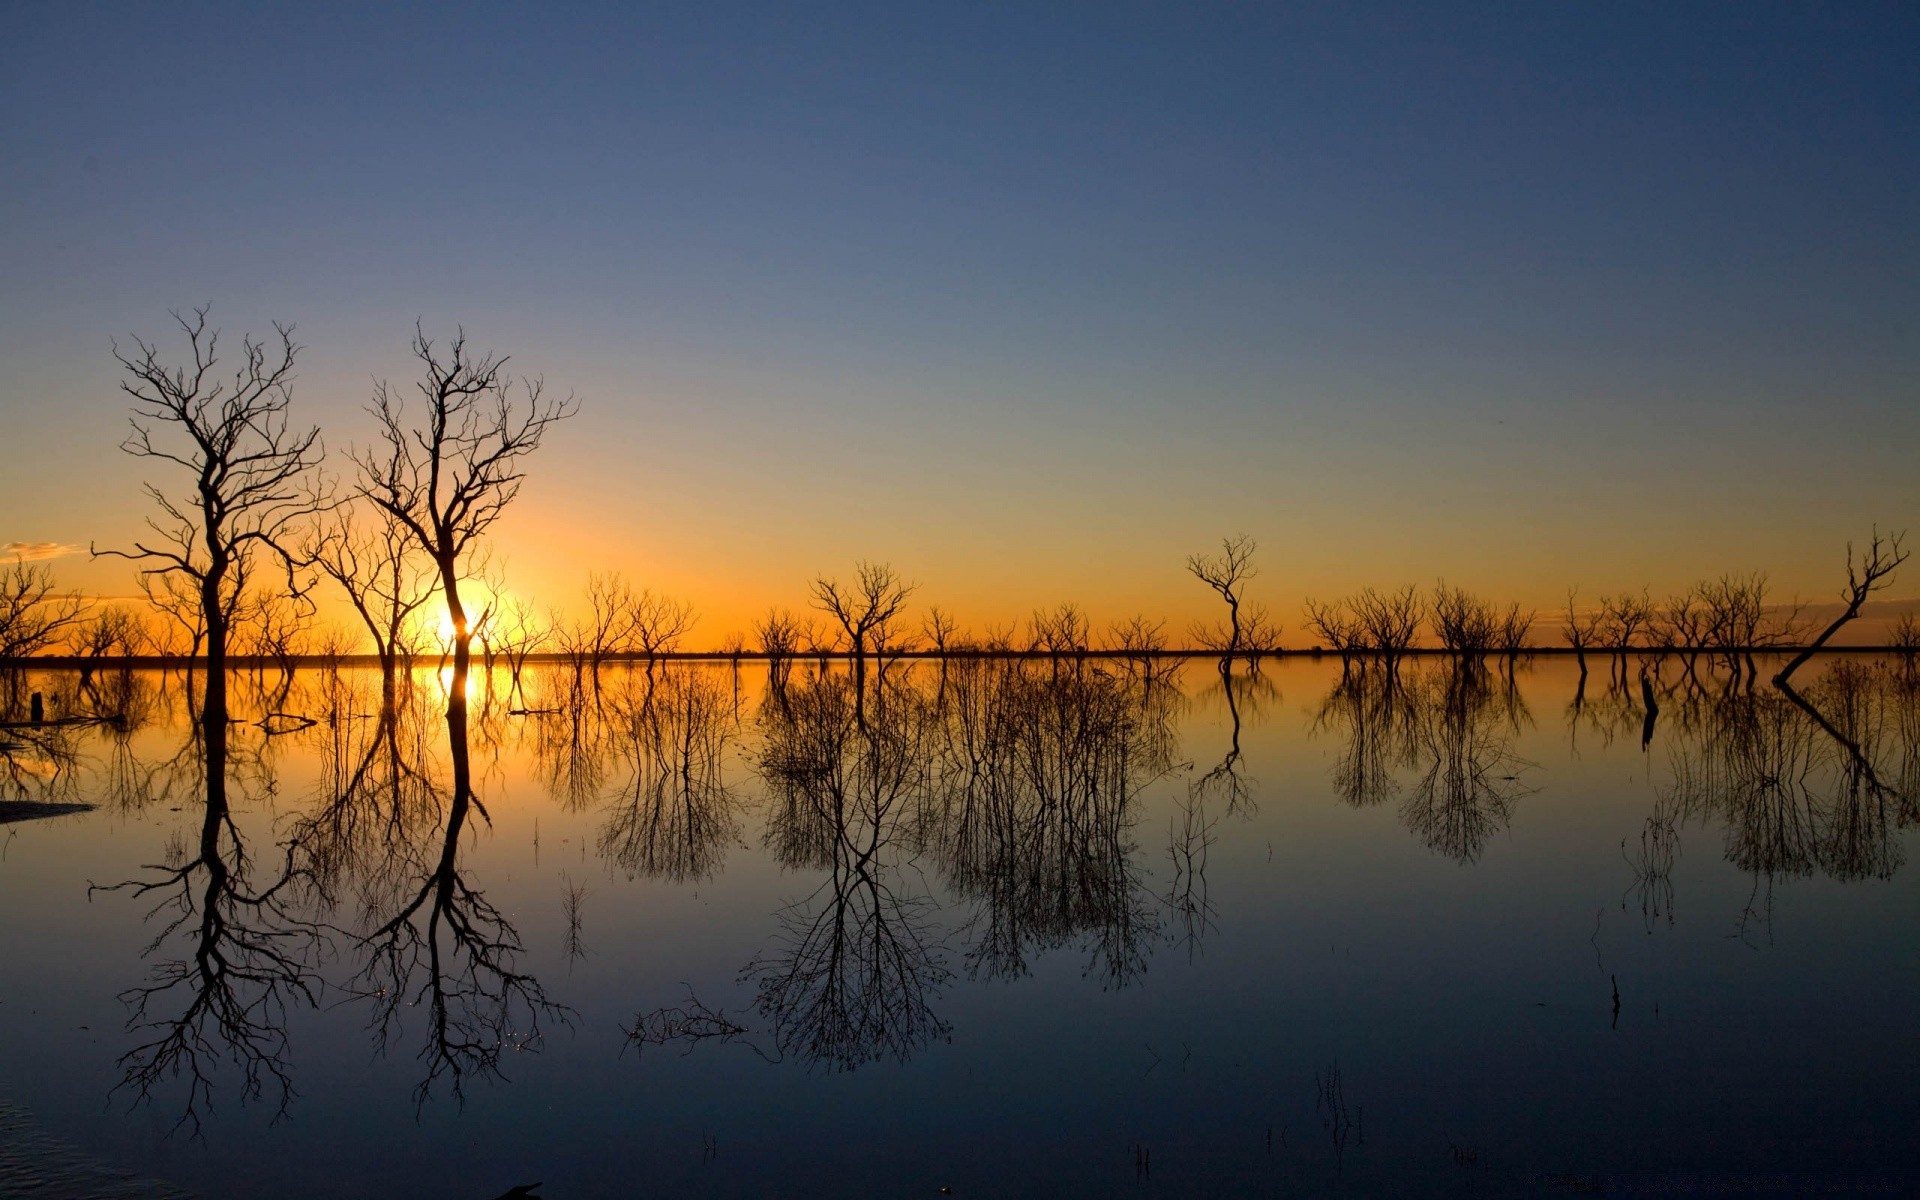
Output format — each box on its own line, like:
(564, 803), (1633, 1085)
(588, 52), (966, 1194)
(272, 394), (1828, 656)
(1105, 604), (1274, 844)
(0, 312), (1909, 685)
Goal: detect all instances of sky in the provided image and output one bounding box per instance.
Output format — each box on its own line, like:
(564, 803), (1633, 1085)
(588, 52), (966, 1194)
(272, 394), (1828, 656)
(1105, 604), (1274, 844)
(2, 2), (1915, 645)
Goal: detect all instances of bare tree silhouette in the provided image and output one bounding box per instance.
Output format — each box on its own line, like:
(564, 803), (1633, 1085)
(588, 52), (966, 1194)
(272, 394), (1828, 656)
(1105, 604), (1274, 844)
(810, 561), (914, 708)
(0, 560), (84, 659)
(96, 309), (326, 730)
(1775, 528), (1908, 685)
(356, 324), (575, 694)
(309, 504), (437, 683)
(1187, 534), (1269, 668)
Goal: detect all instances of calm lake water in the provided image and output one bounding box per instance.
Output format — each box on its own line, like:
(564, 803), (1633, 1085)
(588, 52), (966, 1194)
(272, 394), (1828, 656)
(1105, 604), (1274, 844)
(2, 655), (1916, 1197)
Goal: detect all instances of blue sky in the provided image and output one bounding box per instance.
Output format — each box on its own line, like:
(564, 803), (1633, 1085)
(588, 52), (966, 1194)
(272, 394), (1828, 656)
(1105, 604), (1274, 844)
(2, 2), (1915, 636)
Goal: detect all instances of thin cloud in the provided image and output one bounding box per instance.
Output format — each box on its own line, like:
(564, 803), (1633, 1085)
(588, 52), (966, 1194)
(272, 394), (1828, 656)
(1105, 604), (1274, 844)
(3, 541), (79, 562)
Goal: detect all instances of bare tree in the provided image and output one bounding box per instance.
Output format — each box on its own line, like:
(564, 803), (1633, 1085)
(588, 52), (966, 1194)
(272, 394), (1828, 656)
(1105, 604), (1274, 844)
(1353, 584), (1423, 662)
(309, 504), (438, 680)
(97, 308), (326, 756)
(921, 606), (957, 656)
(0, 560), (84, 659)
(628, 589), (697, 661)
(1029, 602), (1091, 657)
(1303, 596), (1366, 659)
(141, 570), (207, 659)
(1186, 535), (1259, 667)
(1775, 529), (1909, 685)
(1493, 603), (1535, 659)
(356, 325), (575, 682)
(810, 561), (915, 703)
(1562, 588), (1601, 676)
(1430, 583), (1499, 658)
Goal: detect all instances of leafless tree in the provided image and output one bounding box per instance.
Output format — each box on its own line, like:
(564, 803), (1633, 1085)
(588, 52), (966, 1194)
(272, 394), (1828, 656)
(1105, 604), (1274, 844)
(921, 606), (958, 656)
(1029, 602), (1091, 657)
(69, 603), (149, 663)
(309, 504), (437, 680)
(1776, 529), (1909, 685)
(629, 589), (697, 661)
(355, 324), (574, 834)
(1696, 572), (1805, 680)
(492, 596), (553, 703)
(1493, 603), (1534, 659)
(141, 570), (208, 659)
(1302, 596), (1366, 659)
(1595, 588), (1655, 658)
(1186, 534), (1260, 667)
(1893, 613), (1920, 665)
(1429, 583), (1499, 658)
(97, 308), (326, 773)
(810, 561), (915, 703)
(0, 560), (85, 659)
(1354, 584), (1424, 662)
(355, 324), (575, 688)
(1562, 588), (1602, 676)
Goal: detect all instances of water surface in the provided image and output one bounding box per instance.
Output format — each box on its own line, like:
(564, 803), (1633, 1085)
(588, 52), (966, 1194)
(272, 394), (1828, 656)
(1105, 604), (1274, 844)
(1, 654), (1916, 1196)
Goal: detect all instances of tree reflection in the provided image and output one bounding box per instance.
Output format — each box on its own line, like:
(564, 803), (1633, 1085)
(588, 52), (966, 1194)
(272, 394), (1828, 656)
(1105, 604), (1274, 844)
(322, 661), (570, 1106)
(1659, 660), (1918, 937)
(749, 669), (950, 1069)
(598, 667), (741, 883)
(922, 657), (1167, 987)
(90, 685), (320, 1136)
(1313, 660), (1533, 862)
(1400, 662), (1535, 864)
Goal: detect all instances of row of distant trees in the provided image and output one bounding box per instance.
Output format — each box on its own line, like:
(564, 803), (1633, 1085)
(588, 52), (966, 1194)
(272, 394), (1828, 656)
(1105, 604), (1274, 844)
(7, 532), (1914, 670)
(0, 310), (1910, 675)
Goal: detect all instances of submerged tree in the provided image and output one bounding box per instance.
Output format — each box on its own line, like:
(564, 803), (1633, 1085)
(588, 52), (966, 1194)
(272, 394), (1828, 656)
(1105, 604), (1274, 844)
(0, 560), (85, 660)
(811, 561), (914, 706)
(357, 327), (574, 678)
(1187, 534), (1265, 668)
(309, 503), (438, 682)
(98, 307), (326, 775)
(1775, 529), (1909, 685)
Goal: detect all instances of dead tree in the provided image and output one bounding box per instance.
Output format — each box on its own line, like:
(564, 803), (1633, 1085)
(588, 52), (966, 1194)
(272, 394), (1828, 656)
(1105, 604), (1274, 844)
(810, 561), (915, 707)
(97, 308), (326, 772)
(1429, 583), (1499, 659)
(1186, 534), (1259, 669)
(1354, 585), (1424, 664)
(1562, 589), (1601, 679)
(1303, 597), (1366, 661)
(309, 504), (438, 681)
(356, 325), (575, 816)
(1775, 529), (1909, 685)
(0, 560), (85, 659)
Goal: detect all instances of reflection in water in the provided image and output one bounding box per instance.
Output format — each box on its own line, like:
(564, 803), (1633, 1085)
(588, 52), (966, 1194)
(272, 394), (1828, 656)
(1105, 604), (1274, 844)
(48, 653), (1918, 1147)
(90, 675), (321, 1135)
(924, 657), (1173, 988)
(338, 651), (571, 1106)
(1643, 659), (1919, 940)
(1400, 664), (1535, 864)
(1312, 660), (1534, 863)
(749, 669), (951, 1069)
(597, 668), (740, 883)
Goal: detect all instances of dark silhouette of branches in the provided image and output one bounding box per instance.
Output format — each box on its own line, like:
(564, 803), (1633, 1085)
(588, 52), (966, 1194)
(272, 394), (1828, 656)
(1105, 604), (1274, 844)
(1187, 535), (1271, 666)
(1430, 582), (1500, 658)
(0, 561), (85, 659)
(89, 719), (321, 1137)
(1775, 528), (1908, 685)
(98, 308), (326, 688)
(598, 668), (740, 883)
(810, 561), (914, 705)
(1355, 585), (1423, 661)
(355, 324), (576, 680)
(309, 504), (437, 680)
(343, 769), (572, 1107)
